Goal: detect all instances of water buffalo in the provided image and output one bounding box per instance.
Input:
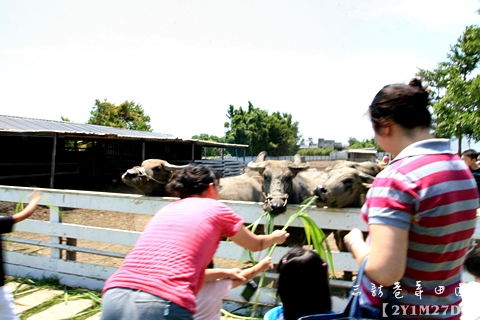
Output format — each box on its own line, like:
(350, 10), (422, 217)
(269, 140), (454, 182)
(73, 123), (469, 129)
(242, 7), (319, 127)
(247, 153), (382, 279)
(326, 160), (384, 177)
(314, 162), (382, 280)
(217, 157), (264, 202)
(247, 154), (315, 215)
(121, 158), (263, 202)
(313, 166), (376, 209)
(246, 154), (376, 214)
(121, 159), (188, 196)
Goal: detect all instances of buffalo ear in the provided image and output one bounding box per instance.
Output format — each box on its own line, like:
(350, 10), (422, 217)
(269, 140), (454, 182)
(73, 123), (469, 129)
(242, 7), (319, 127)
(288, 163), (310, 176)
(358, 172), (375, 184)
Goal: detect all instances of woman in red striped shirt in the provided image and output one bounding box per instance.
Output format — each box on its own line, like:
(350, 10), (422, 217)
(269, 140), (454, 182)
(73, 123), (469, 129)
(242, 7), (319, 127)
(344, 78), (478, 319)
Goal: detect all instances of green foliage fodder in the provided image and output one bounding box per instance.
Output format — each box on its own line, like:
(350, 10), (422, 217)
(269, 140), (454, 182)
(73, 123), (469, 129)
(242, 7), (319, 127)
(247, 196), (334, 318)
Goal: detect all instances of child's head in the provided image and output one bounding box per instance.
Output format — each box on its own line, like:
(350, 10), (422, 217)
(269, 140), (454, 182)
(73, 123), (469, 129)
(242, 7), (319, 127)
(464, 243), (480, 280)
(277, 247), (331, 320)
(462, 149), (479, 169)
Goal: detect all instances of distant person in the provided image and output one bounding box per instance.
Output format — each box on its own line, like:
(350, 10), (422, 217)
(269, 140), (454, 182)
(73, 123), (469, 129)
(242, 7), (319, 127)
(459, 244), (480, 319)
(344, 78), (478, 318)
(462, 149), (480, 196)
(382, 154), (390, 164)
(195, 256), (271, 320)
(0, 190), (42, 320)
(101, 164), (289, 320)
(264, 247), (332, 320)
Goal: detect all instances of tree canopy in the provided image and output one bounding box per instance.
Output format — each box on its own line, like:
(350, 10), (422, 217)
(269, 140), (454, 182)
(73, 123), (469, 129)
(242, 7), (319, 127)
(191, 133), (226, 157)
(347, 137), (382, 151)
(224, 101), (301, 156)
(87, 99), (153, 131)
(417, 25), (480, 153)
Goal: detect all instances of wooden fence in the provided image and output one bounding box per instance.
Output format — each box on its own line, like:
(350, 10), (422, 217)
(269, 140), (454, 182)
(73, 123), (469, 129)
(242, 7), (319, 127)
(1, 185), (478, 310)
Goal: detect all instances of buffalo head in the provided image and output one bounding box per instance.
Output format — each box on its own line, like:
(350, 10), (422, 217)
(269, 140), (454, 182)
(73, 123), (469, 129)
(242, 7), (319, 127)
(247, 152), (310, 214)
(122, 159), (188, 196)
(327, 160), (384, 177)
(313, 167), (375, 208)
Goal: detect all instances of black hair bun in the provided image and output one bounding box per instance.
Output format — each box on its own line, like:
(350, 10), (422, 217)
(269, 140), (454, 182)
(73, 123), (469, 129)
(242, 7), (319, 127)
(409, 78), (422, 88)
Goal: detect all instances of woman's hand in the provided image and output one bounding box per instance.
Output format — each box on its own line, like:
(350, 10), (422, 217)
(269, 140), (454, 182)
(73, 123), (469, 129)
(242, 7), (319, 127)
(230, 226), (290, 252)
(270, 230), (289, 245)
(13, 189), (43, 224)
(223, 268), (247, 282)
(344, 228), (365, 252)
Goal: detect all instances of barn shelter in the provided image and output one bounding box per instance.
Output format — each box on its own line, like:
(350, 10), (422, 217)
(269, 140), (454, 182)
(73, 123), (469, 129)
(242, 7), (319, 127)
(0, 115), (248, 190)
(346, 147), (377, 162)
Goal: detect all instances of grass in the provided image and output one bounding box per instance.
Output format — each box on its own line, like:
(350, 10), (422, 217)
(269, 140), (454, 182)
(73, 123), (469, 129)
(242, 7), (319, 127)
(6, 276), (102, 320)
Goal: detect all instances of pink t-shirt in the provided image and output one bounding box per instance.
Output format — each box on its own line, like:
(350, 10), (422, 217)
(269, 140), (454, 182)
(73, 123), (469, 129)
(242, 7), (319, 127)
(102, 197), (244, 313)
(195, 279), (232, 320)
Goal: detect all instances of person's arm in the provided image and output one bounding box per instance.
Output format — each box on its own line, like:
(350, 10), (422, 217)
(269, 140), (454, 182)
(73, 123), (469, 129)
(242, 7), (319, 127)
(204, 268), (246, 283)
(204, 257), (272, 286)
(231, 256), (271, 288)
(230, 227), (289, 252)
(12, 190), (42, 224)
(344, 225), (408, 286)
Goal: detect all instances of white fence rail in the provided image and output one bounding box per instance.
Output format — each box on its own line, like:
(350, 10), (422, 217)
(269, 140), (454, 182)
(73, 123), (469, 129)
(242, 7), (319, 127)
(1, 185), (478, 307)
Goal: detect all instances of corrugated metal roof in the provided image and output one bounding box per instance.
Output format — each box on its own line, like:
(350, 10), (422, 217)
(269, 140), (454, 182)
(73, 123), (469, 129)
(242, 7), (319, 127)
(0, 114), (248, 148)
(0, 114), (175, 138)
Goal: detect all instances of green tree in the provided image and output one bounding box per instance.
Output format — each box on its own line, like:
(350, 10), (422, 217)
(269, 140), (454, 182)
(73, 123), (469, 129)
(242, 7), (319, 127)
(224, 102), (301, 156)
(191, 133), (227, 157)
(61, 116), (71, 122)
(87, 99), (153, 131)
(417, 25), (480, 154)
(348, 138), (382, 152)
(347, 137), (359, 147)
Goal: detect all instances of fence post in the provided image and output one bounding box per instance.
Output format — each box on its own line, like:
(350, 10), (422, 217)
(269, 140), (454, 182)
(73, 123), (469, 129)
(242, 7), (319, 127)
(49, 206), (77, 260)
(66, 238), (77, 261)
(49, 206), (62, 259)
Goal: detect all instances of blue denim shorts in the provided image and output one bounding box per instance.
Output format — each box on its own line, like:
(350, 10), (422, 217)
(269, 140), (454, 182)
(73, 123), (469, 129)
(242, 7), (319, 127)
(101, 288), (193, 320)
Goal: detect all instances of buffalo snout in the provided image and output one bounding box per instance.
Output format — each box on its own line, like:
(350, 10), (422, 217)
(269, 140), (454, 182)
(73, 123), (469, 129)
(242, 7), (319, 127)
(263, 193), (289, 215)
(314, 185), (327, 194)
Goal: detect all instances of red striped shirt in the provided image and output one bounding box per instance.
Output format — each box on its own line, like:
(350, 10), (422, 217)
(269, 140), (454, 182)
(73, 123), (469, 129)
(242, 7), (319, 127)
(360, 140), (478, 319)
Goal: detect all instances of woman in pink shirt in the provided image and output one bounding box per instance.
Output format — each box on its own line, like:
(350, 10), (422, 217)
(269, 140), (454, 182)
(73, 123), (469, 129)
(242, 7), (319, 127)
(101, 164), (289, 320)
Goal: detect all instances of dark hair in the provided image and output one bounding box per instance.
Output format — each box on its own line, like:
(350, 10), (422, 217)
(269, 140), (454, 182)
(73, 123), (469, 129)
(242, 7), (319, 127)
(464, 244), (480, 279)
(276, 247), (331, 320)
(462, 149), (479, 160)
(368, 78), (431, 133)
(166, 164), (219, 199)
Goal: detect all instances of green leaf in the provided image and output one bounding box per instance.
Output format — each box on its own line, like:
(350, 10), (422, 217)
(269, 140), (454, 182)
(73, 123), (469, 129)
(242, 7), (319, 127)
(249, 196), (336, 317)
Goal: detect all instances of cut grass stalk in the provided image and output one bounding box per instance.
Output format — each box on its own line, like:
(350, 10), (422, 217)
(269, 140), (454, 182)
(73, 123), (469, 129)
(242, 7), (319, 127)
(249, 195), (335, 318)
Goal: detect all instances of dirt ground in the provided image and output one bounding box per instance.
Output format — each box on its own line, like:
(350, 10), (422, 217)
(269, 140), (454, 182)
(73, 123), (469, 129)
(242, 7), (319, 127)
(0, 160), (342, 271)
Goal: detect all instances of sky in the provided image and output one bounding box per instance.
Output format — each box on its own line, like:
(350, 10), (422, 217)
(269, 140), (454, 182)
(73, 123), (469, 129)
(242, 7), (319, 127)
(1, 1), (480, 146)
